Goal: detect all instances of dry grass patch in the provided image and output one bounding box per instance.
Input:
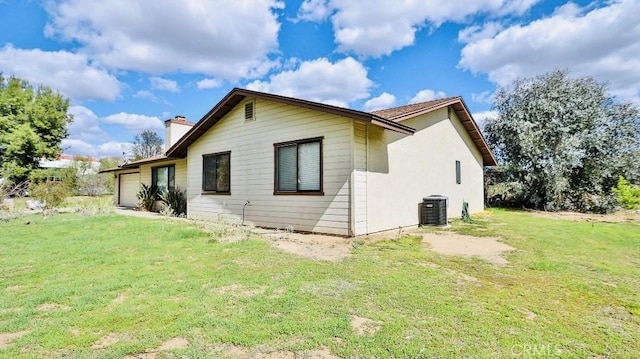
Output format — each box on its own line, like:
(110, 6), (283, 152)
(0, 331), (29, 349)
(91, 332), (129, 349)
(123, 337), (189, 359)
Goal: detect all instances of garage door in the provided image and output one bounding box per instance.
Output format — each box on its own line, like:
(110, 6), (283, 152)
(119, 173), (140, 207)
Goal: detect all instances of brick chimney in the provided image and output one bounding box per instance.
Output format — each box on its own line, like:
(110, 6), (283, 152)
(164, 115), (193, 151)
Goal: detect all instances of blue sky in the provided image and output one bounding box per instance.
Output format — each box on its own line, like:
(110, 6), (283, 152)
(1, 0), (638, 158)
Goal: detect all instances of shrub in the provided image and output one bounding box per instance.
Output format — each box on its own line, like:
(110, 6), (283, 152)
(136, 184), (158, 211)
(29, 181), (69, 213)
(159, 187), (187, 217)
(612, 176), (640, 210)
(73, 196), (114, 216)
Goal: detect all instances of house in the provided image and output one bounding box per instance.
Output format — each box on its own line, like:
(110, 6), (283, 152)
(39, 154), (101, 173)
(102, 116), (192, 208)
(106, 88), (496, 236)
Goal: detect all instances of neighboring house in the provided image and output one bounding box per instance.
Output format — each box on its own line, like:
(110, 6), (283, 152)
(39, 154), (101, 173)
(106, 88), (496, 236)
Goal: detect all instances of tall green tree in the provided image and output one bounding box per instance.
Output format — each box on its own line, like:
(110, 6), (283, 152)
(485, 70), (640, 212)
(0, 75), (73, 183)
(131, 130), (163, 160)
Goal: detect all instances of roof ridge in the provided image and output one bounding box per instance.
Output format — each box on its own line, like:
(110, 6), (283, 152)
(372, 96), (461, 114)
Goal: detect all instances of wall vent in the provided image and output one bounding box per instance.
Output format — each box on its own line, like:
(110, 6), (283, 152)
(244, 101), (255, 121)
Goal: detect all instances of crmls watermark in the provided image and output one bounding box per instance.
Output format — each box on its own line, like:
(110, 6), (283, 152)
(510, 343), (562, 356)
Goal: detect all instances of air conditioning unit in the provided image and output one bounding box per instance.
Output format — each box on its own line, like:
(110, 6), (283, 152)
(420, 195), (448, 226)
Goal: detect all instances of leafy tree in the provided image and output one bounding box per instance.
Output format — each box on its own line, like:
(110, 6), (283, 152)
(0, 75), (73, 183)
(485, 70), (640, 212)
(132, 130), (163, 160)
(99, 156), (122, 194)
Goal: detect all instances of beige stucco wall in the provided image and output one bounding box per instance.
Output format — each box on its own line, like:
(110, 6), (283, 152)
(186, 97), (353, 236)
(362, 107), (485, 234)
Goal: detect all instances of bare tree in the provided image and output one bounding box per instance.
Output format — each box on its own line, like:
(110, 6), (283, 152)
(132, 130), (163, 161)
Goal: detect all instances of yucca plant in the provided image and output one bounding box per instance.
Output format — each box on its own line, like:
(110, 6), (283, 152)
(159, 187), (187, 217)
(136, 184), (158, 211)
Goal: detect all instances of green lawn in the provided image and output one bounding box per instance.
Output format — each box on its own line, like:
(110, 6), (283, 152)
(0, 209), (638, 358)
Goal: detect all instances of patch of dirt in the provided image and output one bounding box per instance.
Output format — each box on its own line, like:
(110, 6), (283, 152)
(123, 337), (190, 359)
(123, 353), (157, 359)
(158, 337), (189, 350)
(224, 343), (249, 357)
(6, 285), (21, 291)
(258, 229), (353, 261)
(0, 330), (30, 349)
(253, 351), (296, 359)
(306, 347), (341, 358)
(112, 293), (127, 304)
(92, 332), (129, 349)
(36, 302), (71, 312)
(351, 315), (382, 335)
(530, 210), (640, 223)
(188, 340), (339, 359)
(422, 232), (515, 266)
(518, 309), (537, 321)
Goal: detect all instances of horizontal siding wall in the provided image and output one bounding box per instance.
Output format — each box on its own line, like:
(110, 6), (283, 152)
(365, 108), (485, 234)
(139, 159), (187, 211)
(187, 98), (353, 236)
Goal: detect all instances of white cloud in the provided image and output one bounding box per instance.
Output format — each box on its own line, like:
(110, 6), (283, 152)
(103, 113), (164, 132)
(459, 0), (640, 105)
(363, 92), (396, 111)
(150, 77), (179, 92)
(472, 110), (498, 129)
(458, 22), (503, 43)
(410, 89), (447, 104)
(296, 0), (332, 21)
(44, 0), (283, 80)
(297, 0), (541, 57)
(196, 78), (222, 89)
(66, 105), (109, 141)
(0, 45), (121, 101)
(471, 91), (494, 104)
(247, 57), (373, 107)
(62, 138), (133, 158)
(133, 90), (160, 102)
